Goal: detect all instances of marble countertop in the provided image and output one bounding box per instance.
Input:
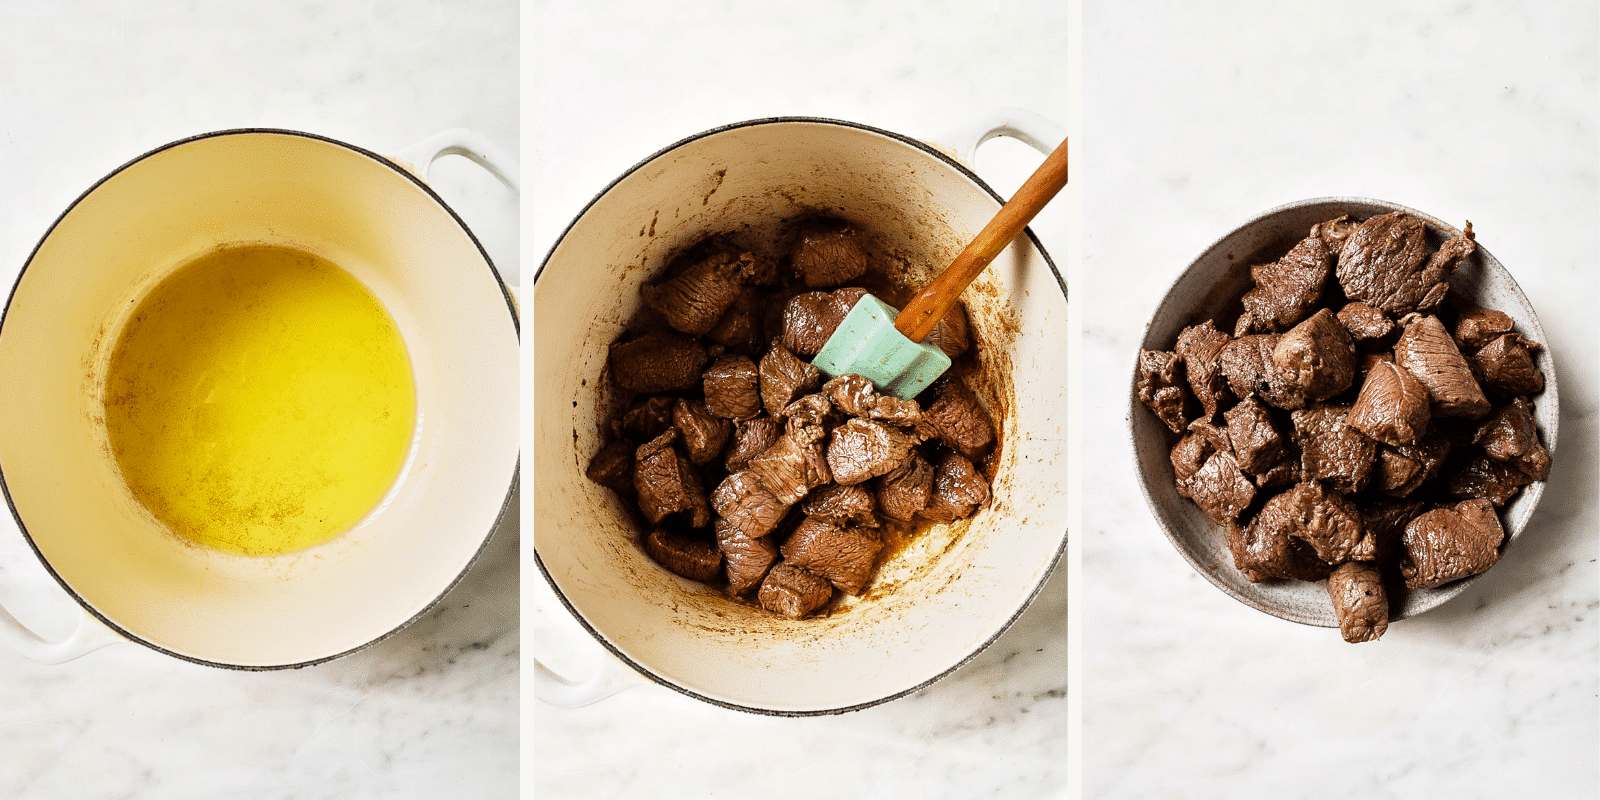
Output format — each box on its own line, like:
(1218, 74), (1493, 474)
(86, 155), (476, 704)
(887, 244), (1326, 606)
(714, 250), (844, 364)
(0, 3), (518, 797)
(1080, 2), (1597, 797)
(528, 1), (1070, 797)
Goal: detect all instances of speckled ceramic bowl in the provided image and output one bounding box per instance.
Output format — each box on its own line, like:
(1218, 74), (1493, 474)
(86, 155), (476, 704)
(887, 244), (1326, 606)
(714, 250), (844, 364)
(1130, 197), (1558, 628)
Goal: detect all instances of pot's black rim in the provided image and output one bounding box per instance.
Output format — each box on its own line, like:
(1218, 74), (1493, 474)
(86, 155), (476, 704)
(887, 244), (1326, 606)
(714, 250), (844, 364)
(532, 115), (1067, 715)
(0, 127), (521, 670)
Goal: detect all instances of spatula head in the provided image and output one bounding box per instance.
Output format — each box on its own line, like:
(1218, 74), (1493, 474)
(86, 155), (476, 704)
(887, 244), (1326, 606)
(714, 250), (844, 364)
(811, 294), (951, 399)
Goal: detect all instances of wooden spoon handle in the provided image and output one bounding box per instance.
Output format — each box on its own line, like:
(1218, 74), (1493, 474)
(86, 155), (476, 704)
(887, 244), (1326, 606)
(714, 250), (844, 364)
(894, 137), (1069, 343)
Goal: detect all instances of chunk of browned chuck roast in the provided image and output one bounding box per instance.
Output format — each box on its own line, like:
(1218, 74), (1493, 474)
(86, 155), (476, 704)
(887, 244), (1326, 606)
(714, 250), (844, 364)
(585, 439), (636, 492)
(1449, 453), (1543, 507)
(1336, 302), (1395, 347)
(1374, 432), (1450, 497)
(643, 527), (723, 583)
(1311, 213), (1360, 253)
(1347, 360), (1431, 447)
(759, 344), (821, 420)
(1469, 333), (1545, 397)
(1273, 308), (1356, 405)
(724, 417), (782, 474)
(609, 329), (710, 394)
(641, 246), (760, 336)
(710, 471), (789, 539)
(780, 518), (884, 596)
(1218, 334), (1302, 410)
(1400, 498), (1505, 590)
(1327, 562), (1388, 643)
(1394, 314), (1491, 419)
(1238, 235), (1332, 334)
(1223, 395), (1286, 475)
(1454, 306), (1515, 351)
(715, 517), (779, 596)
(1227, 503), (1334, 583)
(782, 393), (836, 428)
(757, 563), (835, 619)
(703, 354), (762, 421)
(1290, 404), (1376, 493)
(927, 301), (972, 359)
(1280, 480), (1373, 565)
(876, 451), (934, 521)
(823, 374), (922, 425)
(919, 452), (991, 524)
(1336, 212), (1464, 315)
(1175, 320), (1234, 417)
(827, 418), (915, 485)
(634, 430), (711, 527)
(673, 399), (732, 466)
(791, 219), (870, 288)
(746, 420), (831, 505)
(1182, 450), (1256, 524)
(618, 396), (677, 442)
(707, 287), (765, 355)
(1474, 398), (1549, 479)
(800, 483), (879, 527)
(1170, 432), (1213, 497)
(922, 375), (996, 462)
(780, 291), (855, 357)
(1137, 349), (1194, 432)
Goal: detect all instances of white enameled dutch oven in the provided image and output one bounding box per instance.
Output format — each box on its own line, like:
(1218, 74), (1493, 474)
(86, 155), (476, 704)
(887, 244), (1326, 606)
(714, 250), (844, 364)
(0, 129), (520, 669)
(533, 111), (1069, 714)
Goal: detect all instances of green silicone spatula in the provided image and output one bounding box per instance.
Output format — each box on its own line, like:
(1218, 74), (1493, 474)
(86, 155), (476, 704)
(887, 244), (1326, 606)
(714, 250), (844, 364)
(811, 137), (1070, 398)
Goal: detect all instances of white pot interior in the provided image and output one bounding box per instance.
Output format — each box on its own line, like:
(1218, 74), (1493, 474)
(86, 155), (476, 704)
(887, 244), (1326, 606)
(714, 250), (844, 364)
(533, 119), (1067, 712)
(0, 131), (519, 667)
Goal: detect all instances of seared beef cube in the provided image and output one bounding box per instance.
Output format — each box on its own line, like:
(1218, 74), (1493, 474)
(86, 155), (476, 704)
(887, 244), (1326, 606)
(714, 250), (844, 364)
(1273, 308), (1356, 405)
(707, 287), (765, 355)
(1227, 503), (1334, 583)
(1223, 396), (1285, 475)
(1394, 314), (1491, 419)
(641, 247), (760, 336)
(585, 439), (636, 492)
(757, 564), (834, 619)
(927, 301), (972, 359)
(1219, 334), (1302, 410)
(780, 291), (853, 357)
(1454, 306), (1515, 351)
(1424, 222), (1478, 280)
(823, 373), (922, 425)
(1238, 235), (1331, 333)
(1290, 404), (1376, 493)
(780, 518), (884, 596)
(643, 527), (723, 583)
(619, 395), (677, 442)
(1474, 398), (1549, 479)
(1311, 214), (1359, 253)
(673, 399), (732, 467)
(746, 421), (831, 505)
(609, 329), (709, 394)
(1136, 349), (1194, 432)
(800, 483), (879, 527)
(1251, 446), (1301, 490)
(759, 344), (821, 419)
(703, 354), (762, 421)
(634, 430), (711, 527)
(1347, 359), (1431, 447)
(1284, 480), (1372, 564)
(922, 376), (996, 461)
(724, 417), (782, 474)
(1175, 320), (1234, 417)
(710, 471), (789, 539)
(1400, 498), (1505, 590)
(1327, 562), (1388, 643)
(715, 517), (778, 596)
(827, 418), (914, 485)
(1469, 334), (1545, 397)
(919, 452), (991, 524)
(1335, 212), (1453, 315)
(876, 451), (934, 521)
(1448, 455), (1538, 506)
(1170, 432), (1215, 497)
(1183, 450), (1256, 524)
(1336, 302), (1395, 346)
(1374, 432), (1450, 497)
(791, 219), (870, 287)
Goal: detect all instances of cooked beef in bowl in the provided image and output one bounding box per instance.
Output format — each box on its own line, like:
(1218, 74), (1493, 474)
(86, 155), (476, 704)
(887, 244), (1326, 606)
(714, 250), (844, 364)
(1130, 198), (1557, 642)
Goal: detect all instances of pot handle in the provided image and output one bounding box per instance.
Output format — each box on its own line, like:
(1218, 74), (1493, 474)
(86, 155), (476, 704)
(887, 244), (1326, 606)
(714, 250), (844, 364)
(534, 652), (646, 707)
(0, 603), (122, 664)
(390, 129), (521, 288)
(936, 107), (1066, 163)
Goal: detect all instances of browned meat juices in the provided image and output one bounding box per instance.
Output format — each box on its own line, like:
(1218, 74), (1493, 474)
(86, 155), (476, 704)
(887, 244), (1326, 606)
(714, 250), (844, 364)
(1136, 212), (1547, 643)
(589, 219), (998, 619)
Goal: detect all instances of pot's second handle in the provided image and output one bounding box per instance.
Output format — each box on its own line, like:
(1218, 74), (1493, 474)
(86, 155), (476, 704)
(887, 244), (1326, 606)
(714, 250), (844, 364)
(535, 652), (646, 707)
(936, 107), (1066, 163)
(0, 603), (122, 664)
(390, 129), (521, 289)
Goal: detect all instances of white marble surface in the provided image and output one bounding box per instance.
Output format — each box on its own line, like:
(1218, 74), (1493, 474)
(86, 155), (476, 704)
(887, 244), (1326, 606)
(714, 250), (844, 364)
(1081, 2), (1598, 798)
(0, 3), (518, 797)
(529, 2), (1070, 797)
